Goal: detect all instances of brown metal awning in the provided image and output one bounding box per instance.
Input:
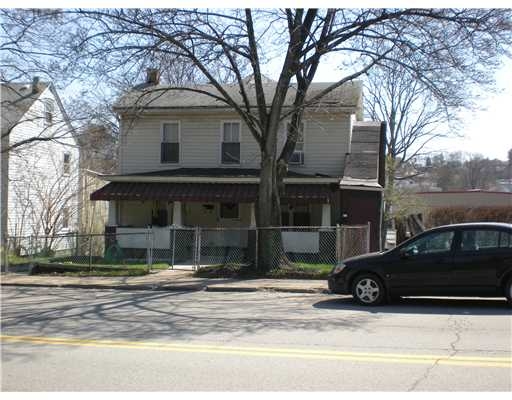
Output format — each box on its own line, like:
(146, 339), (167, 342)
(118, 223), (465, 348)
(90, 182), (334, 203)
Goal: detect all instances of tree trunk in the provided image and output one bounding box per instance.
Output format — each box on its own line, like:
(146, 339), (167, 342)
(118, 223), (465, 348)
(256, 152), (282, 272)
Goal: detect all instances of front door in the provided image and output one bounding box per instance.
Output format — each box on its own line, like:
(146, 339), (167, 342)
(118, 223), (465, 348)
(386, 230), (456, 296)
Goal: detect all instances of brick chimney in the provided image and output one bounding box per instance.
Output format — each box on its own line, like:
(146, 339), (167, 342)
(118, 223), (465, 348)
(146, 68), (160, 85)
(32, 76), (40, 94)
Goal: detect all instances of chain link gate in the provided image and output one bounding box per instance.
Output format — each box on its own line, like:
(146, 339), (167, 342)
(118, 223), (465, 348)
(198, 227), (255, 269)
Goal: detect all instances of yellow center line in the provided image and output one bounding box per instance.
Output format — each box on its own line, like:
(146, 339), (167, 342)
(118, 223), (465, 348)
(1, 334), (510, 369)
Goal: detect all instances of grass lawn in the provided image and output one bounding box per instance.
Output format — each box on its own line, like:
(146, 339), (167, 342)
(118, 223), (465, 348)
(195, 262), (333, 280)
(8, 254), (171, 276)
(7, 254), (51, 266)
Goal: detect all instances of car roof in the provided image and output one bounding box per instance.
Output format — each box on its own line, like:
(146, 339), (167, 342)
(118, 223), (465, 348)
(429, 222), (512, 231)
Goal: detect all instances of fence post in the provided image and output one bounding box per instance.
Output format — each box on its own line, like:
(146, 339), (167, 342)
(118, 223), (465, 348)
(366, 221), (371, 253)
(171, 225), (176, 269)
(29, 235), (34, 262)
(151, 229), (154, 270)
(3, 237), (9, 273)
(195, 227), (201, 271)
(88, 234), (93, 271)
(146, 228), (152, 273)
(254, 227), (258, 269)
(336, 224), (341, 263)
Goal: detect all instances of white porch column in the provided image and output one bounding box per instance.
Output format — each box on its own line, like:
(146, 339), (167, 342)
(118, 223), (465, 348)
(108, 201), (117, 226)
(173, 201), (182, 226)
(321, 203), (331, 227)
(250, 203), (256, 227)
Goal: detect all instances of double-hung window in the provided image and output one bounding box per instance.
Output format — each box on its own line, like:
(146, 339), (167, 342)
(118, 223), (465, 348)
(44, 98), (54, 125)
(287, 122), (305, 165)
(161, 122), (180, 164)
(221, 122), (240, 164)
(63, 153), (71, 175)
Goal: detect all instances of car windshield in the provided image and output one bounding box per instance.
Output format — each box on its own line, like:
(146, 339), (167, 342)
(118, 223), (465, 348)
(403, 231), (455, 255)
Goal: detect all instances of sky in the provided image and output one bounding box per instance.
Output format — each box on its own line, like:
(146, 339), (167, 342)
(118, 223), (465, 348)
(5, 2), (512, 161)
(431, 58), (512, 161)
(307, 52), (512, 162)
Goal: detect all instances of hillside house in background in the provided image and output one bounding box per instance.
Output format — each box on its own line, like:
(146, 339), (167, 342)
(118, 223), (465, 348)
(1, 78), (79, 254)
(91, 71), (385, 254)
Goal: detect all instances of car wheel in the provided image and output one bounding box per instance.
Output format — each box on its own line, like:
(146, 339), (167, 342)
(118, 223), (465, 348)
(505, 277), (512, 307)
(352, 274), (385, 306)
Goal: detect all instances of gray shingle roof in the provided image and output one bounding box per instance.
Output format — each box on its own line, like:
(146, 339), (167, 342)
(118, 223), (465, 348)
(114, 78), (363, 113)
(343, 121), (381, 182)
(1, 82), (49, 135)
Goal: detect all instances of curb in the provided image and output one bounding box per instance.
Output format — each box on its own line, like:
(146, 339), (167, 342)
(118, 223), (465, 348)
(0, 282), (205, 292)
(1, 282), (328, 294)
(206, 285), (327, 294)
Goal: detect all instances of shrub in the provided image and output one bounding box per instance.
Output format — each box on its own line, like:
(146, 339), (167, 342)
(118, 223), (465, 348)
(426, 206), (512, 228)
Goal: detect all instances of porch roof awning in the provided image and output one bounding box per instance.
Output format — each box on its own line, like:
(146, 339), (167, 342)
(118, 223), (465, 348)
(90, 182), (335, 203)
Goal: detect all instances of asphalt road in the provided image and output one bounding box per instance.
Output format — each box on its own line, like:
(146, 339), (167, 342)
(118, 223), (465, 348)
(1, 286), (511, 391)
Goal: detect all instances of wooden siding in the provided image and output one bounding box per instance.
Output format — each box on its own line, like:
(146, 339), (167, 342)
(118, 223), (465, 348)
(119, 111), (352, 176)
(6, 87), (80, 238)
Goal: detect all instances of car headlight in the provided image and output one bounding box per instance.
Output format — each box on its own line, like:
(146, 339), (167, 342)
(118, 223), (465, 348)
(332, 262), (346, 274)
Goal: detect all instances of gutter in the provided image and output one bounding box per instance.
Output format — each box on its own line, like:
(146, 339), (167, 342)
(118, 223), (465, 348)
(91, 173), (339, 184)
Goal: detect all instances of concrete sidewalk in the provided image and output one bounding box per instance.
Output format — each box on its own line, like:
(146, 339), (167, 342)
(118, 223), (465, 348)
(0, 269), (329, 294)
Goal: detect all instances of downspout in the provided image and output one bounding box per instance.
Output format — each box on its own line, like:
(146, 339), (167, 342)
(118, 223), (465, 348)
(378, 121), (387, 250)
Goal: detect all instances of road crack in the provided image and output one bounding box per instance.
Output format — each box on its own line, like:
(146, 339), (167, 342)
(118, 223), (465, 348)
(407, 316), (463, 391)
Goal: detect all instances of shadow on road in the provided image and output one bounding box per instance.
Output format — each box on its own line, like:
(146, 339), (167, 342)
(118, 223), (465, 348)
(313, 296), (512, 315)
(0, 287), (371, 347)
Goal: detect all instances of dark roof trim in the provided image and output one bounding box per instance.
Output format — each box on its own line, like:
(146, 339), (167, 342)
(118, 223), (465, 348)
(91, 182), (336, 204)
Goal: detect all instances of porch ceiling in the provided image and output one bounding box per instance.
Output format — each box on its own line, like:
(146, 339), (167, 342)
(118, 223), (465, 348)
(90, 182), (335, 203)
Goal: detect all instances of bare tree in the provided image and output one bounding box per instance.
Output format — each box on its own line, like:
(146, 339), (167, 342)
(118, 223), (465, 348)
(364, 61), (462, 236)
(7, 144), (80, 254)
(3, 8), (511, 269)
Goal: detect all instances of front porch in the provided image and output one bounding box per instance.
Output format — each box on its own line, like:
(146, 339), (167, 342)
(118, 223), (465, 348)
(105, 200), (334, 263)
(91, 178), (338, 267)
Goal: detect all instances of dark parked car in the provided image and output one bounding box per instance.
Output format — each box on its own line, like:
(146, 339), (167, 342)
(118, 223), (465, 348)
(328, 223), (512, 306)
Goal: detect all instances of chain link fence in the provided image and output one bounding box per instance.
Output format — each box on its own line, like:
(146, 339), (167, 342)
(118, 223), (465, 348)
(3, 231), (151, 273)
(3, 224), (371, 274)
(199, 228), (255, 268)
(257, 226), (338, 274)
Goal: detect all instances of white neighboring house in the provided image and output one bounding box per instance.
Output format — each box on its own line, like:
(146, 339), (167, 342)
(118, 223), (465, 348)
(1, 78), (80, 254)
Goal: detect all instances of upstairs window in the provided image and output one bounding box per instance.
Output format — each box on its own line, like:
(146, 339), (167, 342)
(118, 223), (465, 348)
(161, 122), (180, 164)
(63, 152), (71, 175)
(221, 122), (240, 164)
(287, 122), (304, 165)
(44, 98), (54, 125)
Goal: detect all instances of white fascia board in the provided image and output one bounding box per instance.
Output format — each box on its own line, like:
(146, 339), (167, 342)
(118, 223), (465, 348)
(339, 185), (383, 192)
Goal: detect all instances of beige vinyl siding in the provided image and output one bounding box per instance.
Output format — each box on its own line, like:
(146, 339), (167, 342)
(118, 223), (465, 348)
(288, 113), (351, 176)
(120, 113), (261, 173)
(120, 111), (352, 176)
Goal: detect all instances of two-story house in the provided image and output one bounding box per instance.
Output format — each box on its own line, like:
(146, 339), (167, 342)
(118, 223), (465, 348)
(1, 78), (79, 256)
(91, 72), (385, 254)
